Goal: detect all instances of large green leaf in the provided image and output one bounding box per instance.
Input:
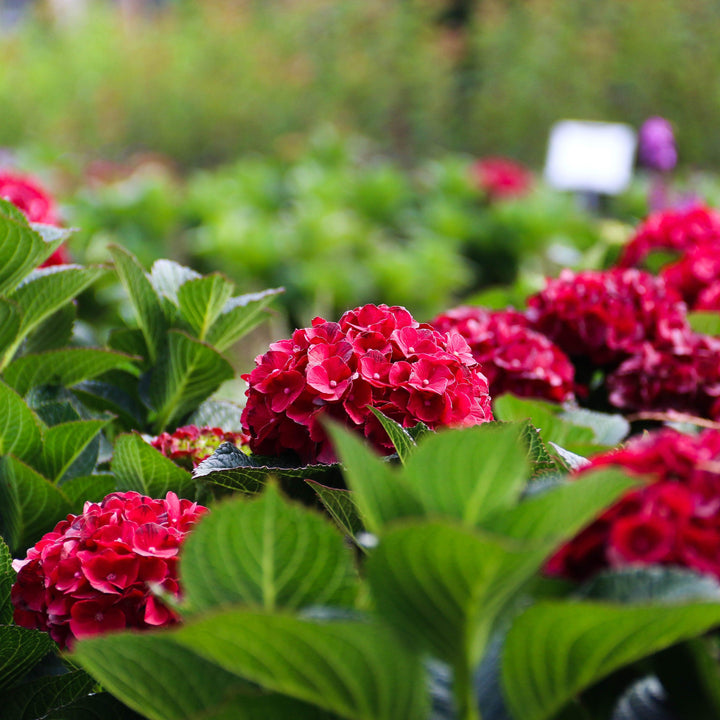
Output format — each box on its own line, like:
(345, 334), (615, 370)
(0, 669), (96, 720)
(147, 330), (234, 432)
(0, 380), (41, 461)
(204, 287), (283, 352)
(688, 311), (720, 337)
(367, 520), (548, 669)
(0, 455), (72, 553)
(306, 480), (364, 541)
(325, 422), (423, 534)
(60, 474), (117, 513)
(18, 302), (76, 356)
(402, 422), (529, 526)
(0, 536), (14, 624)
(73, 632), (334, 720)
(149, 259), (201, 305)
(177, 274), (234, 341)
(171, 611), (429, 720)
(4, 349), (139, 396)
(188, 399), (243, 432)
(4, 266), (107, 367)
(72, 378), (146, 429)
(0, 626), (55, 691)
(32, 419), (110, 483)
(111, 432), (195, 498)
(502, 600), (720, 720)
(482, 469), (637, 543)
(199, 461), (339, 495)
(110, 245), (167, 364)
(367, 408), (416, 464)
(0, 199), (67, 295)
(0, 299), (20, 357)
(180, 485), (356, 614)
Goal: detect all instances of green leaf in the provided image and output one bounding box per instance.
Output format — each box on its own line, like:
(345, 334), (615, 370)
(0, 299), (20, 356)
(0, 380), (41, 461)
(110, 245), (167, 364)
(367, 408), (415, 464)
(502, 600), (720, 720)
(0, 625), (55, 691)
(4, 348), (139, 396)
(73, 632), (331, 720)
(0, 536), (15, 624)
(188, 400), (244, 432)
(33, 419), (110, 483)
(60, 474), (117, 513)
(548, 442), (590, 472)
(107, 328), (148, 362)
(306, 480), (364, 541)
(111, 433), (195, 498)
(200, 462), (340, 495)
(21, 302), (76, 355)
(172, 611), (429, 720)
(147, 330), (234, 432)
(557, 407), (630, 446)
(5, 266), (107, 366)
(72, 379), (146, 429)
(181, 485), (356, 614)
(577, 567), (720, 604)
(205, 288), (284, 352)
(402, 422), (529, 526)
(177, 274), (234, 341)
(0, 199), (66, 295)
(0, 455), (72, 553)
(0, 669), (96, 720)
(688, 311), (720, 337)
(493, 396), (595, 453)
(44, 691), (146, 719)
(482, 468), (637, 543)
(149, 259), (201, 305)
(367, 520), (548, 668)
(326, 421), (423, 534)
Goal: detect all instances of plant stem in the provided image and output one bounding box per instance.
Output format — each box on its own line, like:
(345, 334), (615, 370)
(454, 660), (481, 720)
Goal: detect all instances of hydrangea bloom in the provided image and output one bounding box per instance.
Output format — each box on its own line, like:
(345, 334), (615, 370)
(607, 333), (720, 418)
(526, 268), (689, 367)
(430, 306), (575, 403)
(696, 282), (720, 311)
(11, 491), (207, 650)
(617, 205), (720, 269)
(0, 171), (69, 266)
(471, 157), (532, 201)
(241, 303), (493, 464)
(637, 116), (677, 173)
(659, 244), (720, 309)
(547, 429), (720, 581)
(151, 425), (249, 469)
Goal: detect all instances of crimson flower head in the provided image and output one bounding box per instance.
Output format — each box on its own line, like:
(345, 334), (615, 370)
(617, 205), (720, 269)
(607, 333), (720, 419)
(659, 244), (720, 310)
(11, 491), (207, 650)
(241, 303), (493, 464)
(151, 425), (249, 469)
(471, 157), (533, 201)
(547, 428), (720, 582)
(430, 305), (575, 404)
(0, 170), (69, 266)
(526, 268), (690, 367)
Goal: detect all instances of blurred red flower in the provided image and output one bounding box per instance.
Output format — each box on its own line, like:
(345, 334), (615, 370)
(471, 157), (533, 201)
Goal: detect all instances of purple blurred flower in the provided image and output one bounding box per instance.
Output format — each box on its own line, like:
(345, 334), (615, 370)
(638, 116), (677, 172)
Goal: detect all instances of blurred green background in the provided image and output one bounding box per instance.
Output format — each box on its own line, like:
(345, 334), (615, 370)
(2, 0), (720, 168)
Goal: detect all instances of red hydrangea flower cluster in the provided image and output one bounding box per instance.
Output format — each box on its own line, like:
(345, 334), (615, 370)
(241, 303), (493, 464)
(547, 429), (720, 582)
(526, 268), (690, 366)
(0, 171), (69, 266)
(659, 244), (720, 310)
(430, 306), (575, 403)
(151, 425), (249, 469)
(471, 157), (533, 201)
(11, 491), (207, 650)
(617, 205), (720, 269)
(607, 334), (720, 418)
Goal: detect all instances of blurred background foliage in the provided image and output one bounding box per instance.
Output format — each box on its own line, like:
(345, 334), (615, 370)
(2, 0), (720, 169)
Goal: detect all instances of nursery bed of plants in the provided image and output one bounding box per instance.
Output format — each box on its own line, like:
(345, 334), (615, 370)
(3, 154), (720, 720)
